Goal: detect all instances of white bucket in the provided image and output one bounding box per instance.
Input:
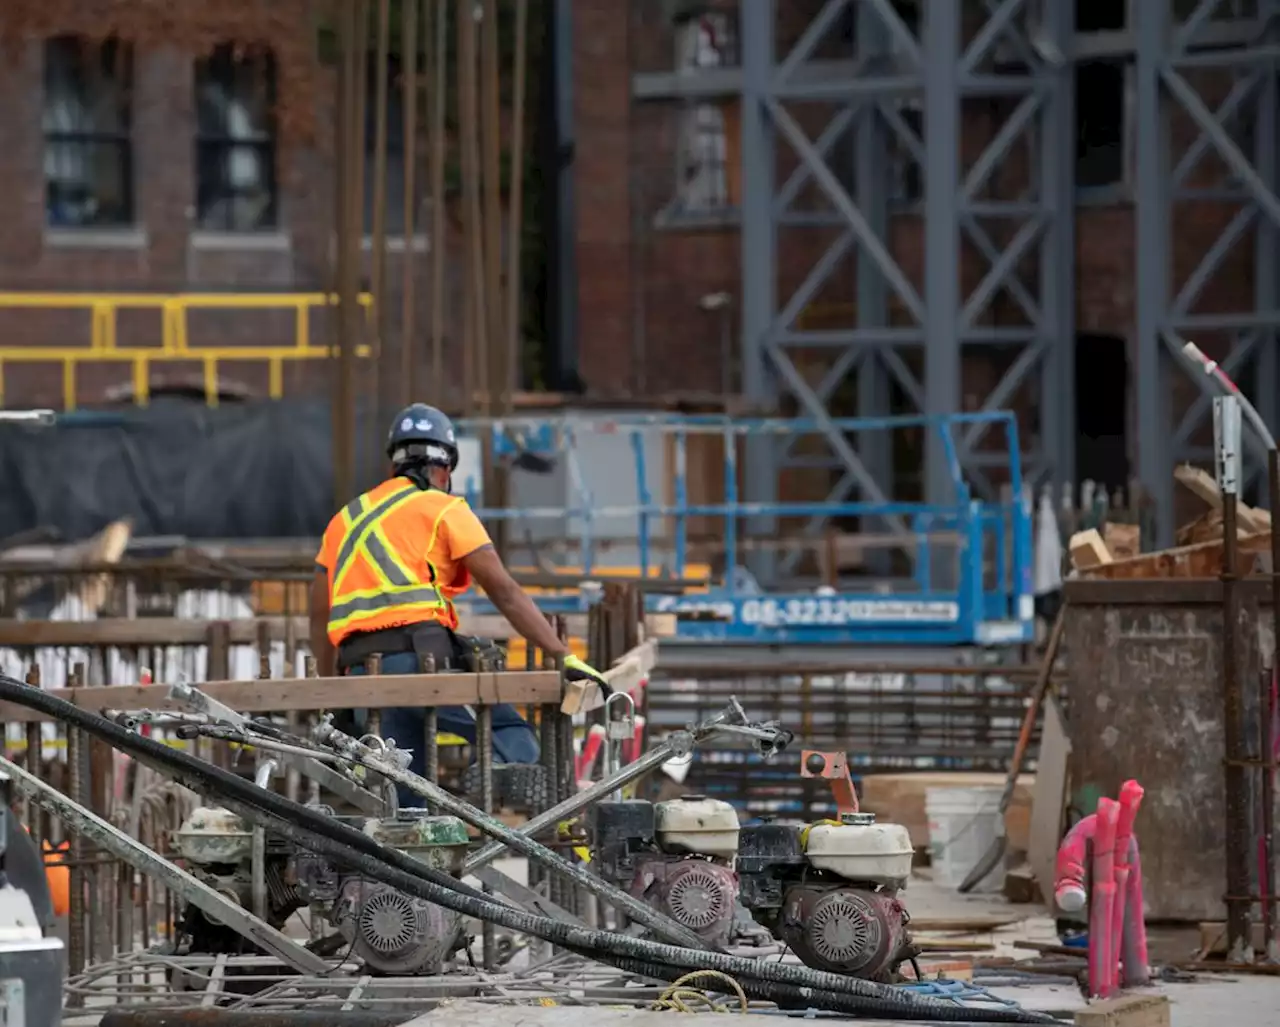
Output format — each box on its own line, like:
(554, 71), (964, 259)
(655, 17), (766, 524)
(925, 785), (1005, 893)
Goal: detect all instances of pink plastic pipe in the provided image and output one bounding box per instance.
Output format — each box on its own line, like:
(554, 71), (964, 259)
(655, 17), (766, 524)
(1111, 781), (1145, 986)
(1090, 799), (1120, 998)
(575, 724), (606, 782)
(1055, 799), (1151, 992)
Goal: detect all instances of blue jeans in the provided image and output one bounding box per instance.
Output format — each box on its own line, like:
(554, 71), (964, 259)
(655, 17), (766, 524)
(349, 651), (540, 805)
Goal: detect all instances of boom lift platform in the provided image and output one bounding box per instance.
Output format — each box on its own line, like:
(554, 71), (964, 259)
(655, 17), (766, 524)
(452, 412), (1034, 648)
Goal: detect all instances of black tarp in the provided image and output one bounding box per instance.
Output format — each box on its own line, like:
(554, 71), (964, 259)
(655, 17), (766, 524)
(0, 400), (384, 542)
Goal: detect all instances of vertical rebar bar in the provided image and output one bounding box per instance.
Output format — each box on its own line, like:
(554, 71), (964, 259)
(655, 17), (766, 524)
(538, 620), (561, 917)
(480, 0), (504, 414)
(428, 0), (448, 399)
(458, 0), (485, 415)
(400, 0), (421, 405)
(66, 661), (86, 990)
(476, 684), (495, 970)
(421, 653), (439, 786)
(23, 664), (41, 844)
(503, 0), (529, 415)
(1267, 448), (1280, 958)
(1223, 483), (1251, 957)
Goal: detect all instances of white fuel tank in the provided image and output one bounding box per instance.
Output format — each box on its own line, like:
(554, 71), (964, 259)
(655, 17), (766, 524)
(804, 815), (914, 888)
(654, 795), (741, 860)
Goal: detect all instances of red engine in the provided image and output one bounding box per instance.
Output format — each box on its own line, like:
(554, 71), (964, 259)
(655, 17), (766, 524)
(631, 855), (740, 948)
(777, 885), (910, 981)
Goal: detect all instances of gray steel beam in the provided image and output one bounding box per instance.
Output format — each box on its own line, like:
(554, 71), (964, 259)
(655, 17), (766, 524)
(1256, 1), (1280, 457)
(739, 0), (779, 582)
(632, 21), (1268, 101)
(922, 0), (961, 512)
(1135, 2), (1174, 546)
(1138, 1), (1280, 531)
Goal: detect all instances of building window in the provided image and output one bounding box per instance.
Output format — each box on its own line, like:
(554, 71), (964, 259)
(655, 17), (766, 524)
(43, 36), (134, 228)
(364, 54), (424, 238)
(1076, 61), (1129, 189)
(195, 45), (279, 232)
(672, 13), (734, 215)
(888, 103), (923, 204)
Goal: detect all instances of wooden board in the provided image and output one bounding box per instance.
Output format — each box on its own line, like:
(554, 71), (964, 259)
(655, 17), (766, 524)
(0, 671), (563, 723)
(1081, 530), (1272, 580)
(1029, 694), (1071, 907)
(858, 772), (1034, 851)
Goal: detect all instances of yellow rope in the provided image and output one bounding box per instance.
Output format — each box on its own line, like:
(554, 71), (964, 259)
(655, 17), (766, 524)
(650, 969), (749, 1014)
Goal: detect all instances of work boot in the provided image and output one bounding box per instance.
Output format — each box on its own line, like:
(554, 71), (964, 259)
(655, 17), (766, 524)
(460, 762), (547, 813)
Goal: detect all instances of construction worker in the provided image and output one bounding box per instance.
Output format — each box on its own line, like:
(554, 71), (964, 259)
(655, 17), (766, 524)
(309, 403), (609, 803)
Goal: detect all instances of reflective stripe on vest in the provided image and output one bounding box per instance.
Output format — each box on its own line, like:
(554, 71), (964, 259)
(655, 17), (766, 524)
(327, 484), (451, 637)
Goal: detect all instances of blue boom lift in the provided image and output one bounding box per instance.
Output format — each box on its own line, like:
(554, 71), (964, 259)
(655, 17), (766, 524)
(452, 411), (1034, 647)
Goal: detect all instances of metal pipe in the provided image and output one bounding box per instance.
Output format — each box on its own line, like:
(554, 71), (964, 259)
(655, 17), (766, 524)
(0, 754), (329, 975)
(312, 719), (712, 950)
(463, 695), (771, 874)
(167, 682), (385, 815)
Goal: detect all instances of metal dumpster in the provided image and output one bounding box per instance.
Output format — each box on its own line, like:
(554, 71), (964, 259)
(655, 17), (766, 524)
(1063, 578), (1275, 922)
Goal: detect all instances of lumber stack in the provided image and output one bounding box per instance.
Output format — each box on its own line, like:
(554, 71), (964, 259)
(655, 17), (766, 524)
(1072, 463), (1273, 579)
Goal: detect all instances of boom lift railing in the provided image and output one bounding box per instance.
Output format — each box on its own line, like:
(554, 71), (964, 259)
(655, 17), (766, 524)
(454, 411), (1034, 646)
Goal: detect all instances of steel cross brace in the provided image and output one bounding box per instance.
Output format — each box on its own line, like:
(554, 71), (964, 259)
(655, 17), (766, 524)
(0, 754), (330, 976)
(1158, 15), (1280, 474)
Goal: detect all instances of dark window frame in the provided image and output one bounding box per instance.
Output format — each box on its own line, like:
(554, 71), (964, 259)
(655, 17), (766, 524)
(42, 35), (135, 229)
(194, 44), (280, 232)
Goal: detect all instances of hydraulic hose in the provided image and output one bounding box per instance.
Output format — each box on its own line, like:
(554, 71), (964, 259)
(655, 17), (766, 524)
(0, 679), (1059, 1024)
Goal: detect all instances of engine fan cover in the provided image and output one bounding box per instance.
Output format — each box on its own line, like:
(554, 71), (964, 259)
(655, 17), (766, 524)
(335, 879), (460, 976)
(778, 885), (909, 981)
(632, 856), (738, 947)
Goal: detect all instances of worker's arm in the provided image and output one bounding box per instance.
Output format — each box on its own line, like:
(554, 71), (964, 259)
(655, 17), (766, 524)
(309, 569), (337, 677)
(463, 545), (568, 657)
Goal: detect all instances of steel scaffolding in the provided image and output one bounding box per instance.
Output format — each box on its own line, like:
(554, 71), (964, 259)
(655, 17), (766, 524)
(1135, 0), (1280, 546)
(633, 0), (1280, 552)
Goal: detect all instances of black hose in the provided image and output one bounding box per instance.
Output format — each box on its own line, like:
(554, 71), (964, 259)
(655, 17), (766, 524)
(2, 679), (1060, 1024)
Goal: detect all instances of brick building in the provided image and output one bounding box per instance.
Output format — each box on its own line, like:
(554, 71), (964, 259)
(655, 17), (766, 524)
(0, 1), (1274, 540)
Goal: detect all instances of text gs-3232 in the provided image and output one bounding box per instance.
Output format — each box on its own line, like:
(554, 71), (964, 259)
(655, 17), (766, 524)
(737, 598), (960, 626)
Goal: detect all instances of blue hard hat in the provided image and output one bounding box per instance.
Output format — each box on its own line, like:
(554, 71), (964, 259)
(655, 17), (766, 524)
(386, 403), (459, 469)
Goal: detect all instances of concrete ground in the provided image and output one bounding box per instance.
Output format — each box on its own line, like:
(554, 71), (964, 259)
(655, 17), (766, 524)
(900, 871), (1280, 1027)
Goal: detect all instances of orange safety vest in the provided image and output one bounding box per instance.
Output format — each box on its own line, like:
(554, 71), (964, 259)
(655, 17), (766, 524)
(325, 480), (464, 646)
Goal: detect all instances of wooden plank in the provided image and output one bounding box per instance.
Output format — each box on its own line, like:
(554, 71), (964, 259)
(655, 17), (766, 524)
(1069, 529), (1112, 570)
(0, 614), (677, 648)
(1176, 464), (1271, 534)
(0, 672), (562, 723)
(1082, 530), (1272, 580)
(1073, 994), (1170, 1027)
(561, 639), (659, 715)
(1029, 693), (1071, 907)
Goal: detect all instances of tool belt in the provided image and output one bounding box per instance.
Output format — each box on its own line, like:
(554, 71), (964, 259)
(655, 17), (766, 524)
(337, 622), (507, 673)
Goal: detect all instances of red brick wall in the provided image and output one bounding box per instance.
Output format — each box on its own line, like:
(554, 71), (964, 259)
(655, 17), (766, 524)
(0, 25), (463, 409)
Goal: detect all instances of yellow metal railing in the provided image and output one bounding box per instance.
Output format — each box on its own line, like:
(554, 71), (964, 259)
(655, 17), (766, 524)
(0, 292), (374, 410)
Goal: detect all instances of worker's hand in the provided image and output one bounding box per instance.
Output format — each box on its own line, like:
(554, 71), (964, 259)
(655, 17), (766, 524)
(563, 654), (610, 694)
